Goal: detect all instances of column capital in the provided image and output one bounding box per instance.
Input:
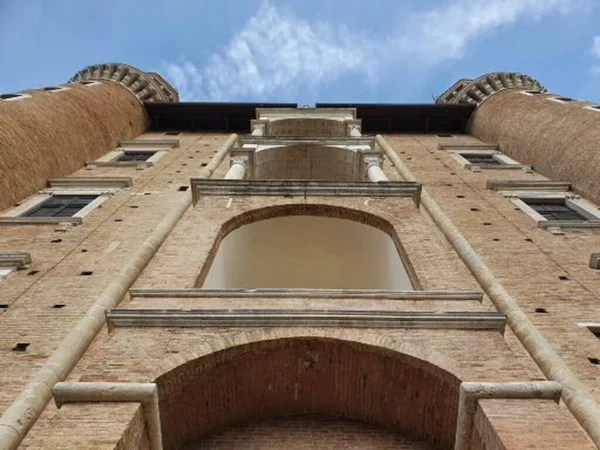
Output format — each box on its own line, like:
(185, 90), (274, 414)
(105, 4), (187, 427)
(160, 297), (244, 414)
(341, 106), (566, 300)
(346, 119), (362, 137)
(230, 155), (249, 168)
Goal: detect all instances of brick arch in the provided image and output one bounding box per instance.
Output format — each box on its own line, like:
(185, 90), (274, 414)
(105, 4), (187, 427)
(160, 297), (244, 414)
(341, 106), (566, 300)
(196, 203), (421, 289)
(155, 335), (461, 450)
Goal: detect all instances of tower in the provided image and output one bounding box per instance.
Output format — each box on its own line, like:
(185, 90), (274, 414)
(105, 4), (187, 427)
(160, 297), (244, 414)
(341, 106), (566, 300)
(0, 65), (599, 449)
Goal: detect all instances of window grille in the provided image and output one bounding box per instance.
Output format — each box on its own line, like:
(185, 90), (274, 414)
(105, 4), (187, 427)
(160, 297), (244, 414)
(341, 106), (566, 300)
(23, 195), (97, 218)
(525, 200), (587, 221)
(462, 154), (501, 165)
(117, 151), (156, 162)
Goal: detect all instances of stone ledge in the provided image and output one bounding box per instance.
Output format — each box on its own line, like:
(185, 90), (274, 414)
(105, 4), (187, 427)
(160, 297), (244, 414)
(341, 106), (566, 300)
(105, 309), (506, 332)
(48, 177), (133, 189)
(119, 139), (179, 148)
(129, 288), (483, 301)
(191, 180), (422, 206)
(439, 143), (499, 151)
(487, 180), (571, 191)
(240, 136), (374, 146)
(0, 252), (32, 268)
(0, 217), (82, 226)
(539, 220), (600, 229)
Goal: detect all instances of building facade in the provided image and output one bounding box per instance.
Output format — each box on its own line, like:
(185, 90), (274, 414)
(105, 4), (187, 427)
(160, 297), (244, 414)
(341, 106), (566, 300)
(0, 65), (599, 449)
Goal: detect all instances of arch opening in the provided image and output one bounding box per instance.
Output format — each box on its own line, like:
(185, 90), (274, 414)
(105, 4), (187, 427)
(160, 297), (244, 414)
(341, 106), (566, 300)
(156, 337), (461, 450)
(200, 206), (415, 289)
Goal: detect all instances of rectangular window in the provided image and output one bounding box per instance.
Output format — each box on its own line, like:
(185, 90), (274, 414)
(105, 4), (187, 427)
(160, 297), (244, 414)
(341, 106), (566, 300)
(461, 154), (502, 165)
(117, 151), (156, 162)
(22, 195), (98, 218)
(523, 199), (588, 222)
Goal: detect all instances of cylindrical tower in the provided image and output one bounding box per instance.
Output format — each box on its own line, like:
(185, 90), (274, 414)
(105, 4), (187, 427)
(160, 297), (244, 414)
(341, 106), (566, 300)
(437, 72), (600, 204)
(0, 63), (178, 210)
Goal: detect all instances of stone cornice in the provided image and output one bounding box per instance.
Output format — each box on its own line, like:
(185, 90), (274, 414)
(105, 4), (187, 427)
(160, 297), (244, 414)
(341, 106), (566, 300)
(437, 72), (546, 106)
(69, 63), (178, 103)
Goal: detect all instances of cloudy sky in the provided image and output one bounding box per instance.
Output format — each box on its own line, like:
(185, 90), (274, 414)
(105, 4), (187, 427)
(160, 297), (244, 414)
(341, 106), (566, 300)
(1, 0), (599, 103)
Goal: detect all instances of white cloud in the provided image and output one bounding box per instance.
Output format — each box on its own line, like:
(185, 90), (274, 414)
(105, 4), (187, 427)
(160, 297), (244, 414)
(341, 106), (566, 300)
(163, 0), (583, 101)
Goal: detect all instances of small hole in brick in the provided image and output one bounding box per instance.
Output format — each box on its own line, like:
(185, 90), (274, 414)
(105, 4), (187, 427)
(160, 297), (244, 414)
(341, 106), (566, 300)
(483, 222), (491, 226)
(129, 205), (139, 209)
(535, 308), (548, 313)
(81, 249), (88, 253)
(188, 156), (194, 159)
(406, 157), (412, 161)
(446, 184), (453, 187)
(450, 172), (457, 175)
(456, 195), (465, 199)
(168, 181), (173, 184)
(176, 170), (182, 173)
(27, 270), (39, 276)
(470, 208), (480, 212)
(0, 304), (8, 309)
(201, 163), (208, 167)
(182, 164), (187, 166)
(559, 275), (569, 280)
(12, 343), (29, 352)
(50, 238), (62, 243)
(114, 219), (123, 222)
(514, 207), (521, 211)
(588, 357), (600, 365)
(53, 304), (65, 309)
(80, 271), (93, 276)
(492, 238), (500, 241)
(178, 186), (189, 192)
(525, 238), (533, 242)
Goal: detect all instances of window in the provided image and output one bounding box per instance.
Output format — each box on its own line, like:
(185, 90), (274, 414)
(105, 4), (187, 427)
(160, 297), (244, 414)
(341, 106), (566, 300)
(0, 93), (30, 101)
(447, 149), (526, 170)
(22, 195), (98, 218)
(549, 96), (575, 104)
(461, 154), (502, 165)
(41, 86), (68, 92)
(523, 199), (587, 221)
(521, 90), (544, 96)
(117, 151), (156, 162)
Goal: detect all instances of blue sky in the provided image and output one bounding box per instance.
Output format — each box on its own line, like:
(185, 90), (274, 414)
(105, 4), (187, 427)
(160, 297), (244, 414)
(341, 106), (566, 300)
(1, 0), (599, 104)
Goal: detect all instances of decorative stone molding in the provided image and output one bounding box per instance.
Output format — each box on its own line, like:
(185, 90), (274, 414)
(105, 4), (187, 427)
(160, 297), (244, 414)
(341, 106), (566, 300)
(48, 177), (133, 189)
(129, 288), (483, 301)
(363, 155), (383, 170)
(191, 179), (422, 206)
(69, 63), (179, 103)
(0, 253), (32, 268)
(105, 309), (506, 332)
(53, 382), (163, 450)
(487, 180), (571, 192)
(230, 155), (249, 169)
(454, 381), (562, 450)
(346, 120), (362, 137)
(437, 72), (546, 106)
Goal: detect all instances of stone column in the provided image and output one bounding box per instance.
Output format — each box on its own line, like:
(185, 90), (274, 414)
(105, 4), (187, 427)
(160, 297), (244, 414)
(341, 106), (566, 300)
(348, 123), (362, 137)
(364, 156), (388, 182)
(224, 156), (248, 180)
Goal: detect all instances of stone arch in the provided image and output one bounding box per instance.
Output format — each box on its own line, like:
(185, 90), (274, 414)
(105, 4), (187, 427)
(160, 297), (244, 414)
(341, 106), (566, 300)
(253, 143), (362, 180)
(155, 334), (462, 450)
(197, 203), (421, 289)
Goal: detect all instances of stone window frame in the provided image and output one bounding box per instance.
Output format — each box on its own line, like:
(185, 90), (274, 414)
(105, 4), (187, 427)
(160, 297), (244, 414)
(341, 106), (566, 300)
(39, 86), (71, 94)
(89, 147), (170, 167)
(447, 149), (527, 171)
(583, 105), (600, 113)
(1, 187), (120, 225)
(547, 96), (577, 104)
(0, 93), (31, 102)
(0, 253), (31, 280)
(520, 90), (545, 97)
(502, 190), (600, 229)
(77, 80), (102, 87)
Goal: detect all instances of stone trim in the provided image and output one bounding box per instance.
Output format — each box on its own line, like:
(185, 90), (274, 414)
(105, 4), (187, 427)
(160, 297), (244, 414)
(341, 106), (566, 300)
(53, 382), (162, 450)
(240, 136), (374, 147)
(438, 143), (499, 152)
(48, 177), (132, 189)
(447, 150), (527, 171)
(454, 381), (562, 450)
(191, 180), (422, 206)
(437, 72), (546, 106)
(487, 180), (571, 191)
(69, 63), (178, 103)
(589, 254), (600, 269)
(119, 139), (179, 148)
(105, 309), (506, 332)
(0, 253), (32, 268)
(129, 288), (483, 301)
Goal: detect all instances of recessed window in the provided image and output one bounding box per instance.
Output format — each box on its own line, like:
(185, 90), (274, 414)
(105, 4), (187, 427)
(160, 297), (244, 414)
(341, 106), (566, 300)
(549, 96), (575, 104)
(22, 195), (98, 218)
(0, 93), (29, 101)
(117, 151), (156, 163)
(78, 81), (101, 86)
(523, 199), (587, 222)
(522, 90), (544, 96)
(41, 86), (66, 92)
(462, 154), (502, 165)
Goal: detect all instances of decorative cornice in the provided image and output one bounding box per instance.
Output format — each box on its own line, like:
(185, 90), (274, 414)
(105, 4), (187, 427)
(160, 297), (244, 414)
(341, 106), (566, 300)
(190, 179), (422, 206)
(0, 253), (31, 268)
(437, 72), (546, 106)
(105, 309), (506, 332)
(69, 63), (178, 103)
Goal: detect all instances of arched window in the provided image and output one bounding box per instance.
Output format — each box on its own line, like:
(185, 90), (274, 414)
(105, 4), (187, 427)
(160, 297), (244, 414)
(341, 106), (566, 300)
(201, 215), (414, 290)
